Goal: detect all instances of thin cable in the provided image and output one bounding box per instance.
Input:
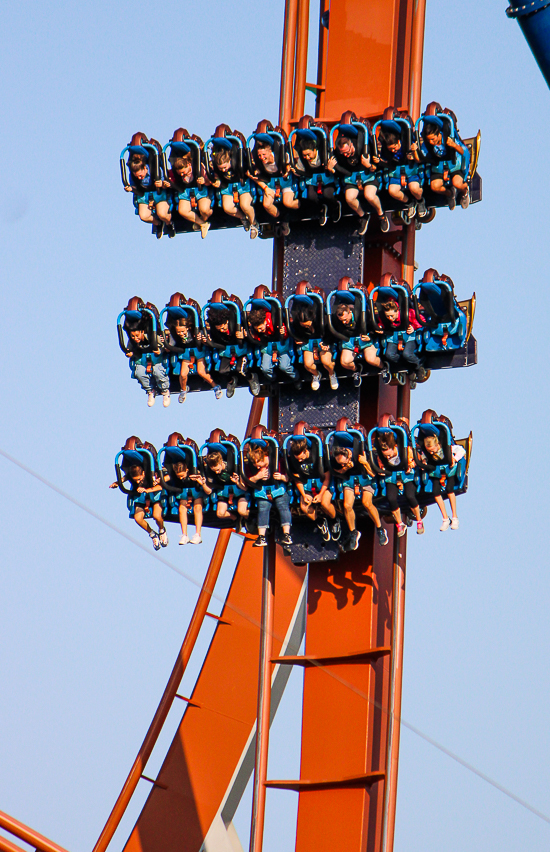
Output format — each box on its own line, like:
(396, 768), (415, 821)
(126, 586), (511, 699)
(2, 446), (549, 827)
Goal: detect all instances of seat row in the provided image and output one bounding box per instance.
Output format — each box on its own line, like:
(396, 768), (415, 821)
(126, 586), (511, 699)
(120, 103), (481, 239)
(118, 270), (475, 404)
(110, 412), (472, 554)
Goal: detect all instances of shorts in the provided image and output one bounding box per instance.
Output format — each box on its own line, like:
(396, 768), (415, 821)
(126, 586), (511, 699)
(343, 170), (381, 189)
(340, 336), (376, 352)
(430, 149), (470, 180)
(219, 179), (254, 197)
(175, 185), (214, 203)
(387, 164), (422, 185)
(301, 172), (337, 189)
(297, 339), (336, 357)
(340, 475), (376, 495)
(133, 188), (172, 213)
(128, 489), (164, 518)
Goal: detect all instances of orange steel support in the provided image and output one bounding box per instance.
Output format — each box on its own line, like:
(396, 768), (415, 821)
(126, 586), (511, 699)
(122, 544), (306, 852)
(292, 0), (310, 120)
(0, 810), (70, 852)
(0, 835), (28, 852)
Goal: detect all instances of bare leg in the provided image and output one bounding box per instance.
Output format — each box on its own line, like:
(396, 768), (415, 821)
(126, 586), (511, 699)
(430, 178), (453, 199)
(320, 490), (336, 520)
(343, 489), (357, 531)
(193, 500), (203, 536)
(197, 197), (213, 221)
(363, 346), (382, 369)
(179, 361), (189, 392)
(340, 349), (356, 372)
(408, 180), (423, 201)
(178, 502), (188, 536)
(433, 493), (449, 519)
(237, 497), (250, 519)
(133, 508), (152, 534)
(138, 203), (155, 223)
(152, 502), (165, 531)
(447, 491), (458, 518)
(222, 194), (246, 223)
(361, 490), (381, 528)
(363, 185), (383, 216)
(319, 349), (336, 376)
(239, 192), (257, 226)
(282, 189), (300, 210)
(197, 359), (216, 388)
(156, 201), (172, 224)
(344, 186), (365, 217)
(178, 198), (205, 225)
(388, 184), (409, 204)
(303, 350), (320, 377)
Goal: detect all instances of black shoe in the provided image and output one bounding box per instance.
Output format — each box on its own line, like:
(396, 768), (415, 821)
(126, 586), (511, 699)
(317, 518), (330, 542)
(377, 527), (389, 546)
(166, 222), (176, 238)
(281, 532), (293, 547)
(353, 370), (362, 387)
(417, 198), (427, 218)
(319, 204), (328, 226)
(155, 223), (164, 240)
(253, 534), (268, 547)
(226, 377), (237, 398)
(350, 529), (361, 550)
(248, 372), (261, 396)
(331, 519), (342, 541)
(357, 215), (369, 236)
(332, 200), (342, 223)
(381, 362), (392, 383)
(416, 365), (427, 381)
(378, 214), (390, 233)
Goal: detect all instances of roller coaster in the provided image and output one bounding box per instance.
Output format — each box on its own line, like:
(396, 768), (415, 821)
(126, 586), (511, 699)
(2, 2), (549, 852)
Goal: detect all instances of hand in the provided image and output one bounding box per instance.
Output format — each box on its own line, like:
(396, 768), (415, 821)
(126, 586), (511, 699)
(124, 185), (133, 192)
(312, 494), (321, 504)
(410, 141), (418, 152)
(126, 351), (132, 358)
(257, 468), (270, 481)
(272, 472), (285, 481)
(163, 180), (171, 188)
(154, 180), (163, 188)
(360, 334), (370, 342)
(301, 494), (312, 507)
(109, 481), (118, 488)
(406, 324), (414, 334)
(358, 453), (367, 465)
(327, 156), (336, 173)
(235, 329), (244, 339)
(137, 487), (146, 494)
(196, 177), (205, 185)
(319, 343), (329, 351)
(190, 474), (205, 486)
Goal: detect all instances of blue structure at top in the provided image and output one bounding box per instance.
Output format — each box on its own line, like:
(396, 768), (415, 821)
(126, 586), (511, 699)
(507, 0), (550, 88)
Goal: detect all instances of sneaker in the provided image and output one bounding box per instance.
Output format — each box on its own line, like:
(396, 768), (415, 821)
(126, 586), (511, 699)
(159, 528), (169, 547)
(167, 222), (176, 238)
(448, 188), (457, 211)
(460, 191), (470, 210)
(329, 373), (339, 390)
(189, 532), (203, 544)
(332, 200), (342, 223)
(155, 223), (164, 240)
(179, 534), (190, 545)
(248, 372), (261, 397)
(214, 384), (223, 400)
(396, 522), (407, 537)
(377, 527), (389, 546)
(319, 204), (328, 226)
(162, 392), (171, 407)
(253, 534), (268, 548)
(417, 198), (427, 218)
(150, 531), (161, 551)
(178, 390), (187, 404)
(147, 392), (155, 407)
(226, 377), (237, 398)
(242, 218), (251, 232)
(357, 215), (369, 236)
(350, 529), (361, 550)
(280, 222), (291, 236)
(440, 517), (451, 532)
(331, 519), (342, 541)
(250, 223), (259, 239)
(353, 370), (362, 387)
(407, 203), (416, 220)
(379, 214), (390, 233)
(317, 518), (330, 542)
(281, 532), (293, 547)
(450, 517), (459, 530)
(416, 366), (427, 381)
(416, 521), (425, 535)
(311, 373), (321, 391)
(200, 222), (210, 239)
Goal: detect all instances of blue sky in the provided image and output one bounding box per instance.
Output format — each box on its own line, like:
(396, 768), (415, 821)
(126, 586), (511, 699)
(0, 2), (549, 851)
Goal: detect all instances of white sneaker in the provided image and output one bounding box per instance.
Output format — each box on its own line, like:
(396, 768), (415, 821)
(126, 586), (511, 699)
(450, 517), (459, 530)
(329, 373), (339, 390)
(440, 517), (451, 532)
(213, 385), (223, 399)
(179, 534), (190, 545)
(162, 392), (171, 408)
(189, 533), (202, 544)
(178, 390), (187, 404)
(159, 528), (169, 546)
(147, 392), (155, 407)
(311, 373), (321, 391)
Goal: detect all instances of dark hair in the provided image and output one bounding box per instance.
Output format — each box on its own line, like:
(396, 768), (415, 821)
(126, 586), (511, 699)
(170, 154), (193, 169)
(293, 304), (316, 325)
(207, 306), (232, 327)
(248, 307), (268, 327)
(129, 464), (144, 476)
(206, 451), (224, 468)
(124, 318), (145, 333)
(290, 438), (308, 456)
(256, 139), (273, 150)
(212, 148), (231, 166)
(380, 299), (399, 314)
(335, 302), (353, 318)
(424, 122), (441, 136)
(378, 432), (396, 451)
(380, 130), (400, 145)
(129, 154), (147, 170)
(172, 460), (189, 474)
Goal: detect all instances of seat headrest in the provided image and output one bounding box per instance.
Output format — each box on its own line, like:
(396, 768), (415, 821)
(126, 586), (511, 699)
(125, 310), (143, 321)
(380, 120), (401, 135)
(295, 128), (317, 142)
(292, 294), (316, 307)
(417, 424), (440, 438)
(164, 447), (190, 464)
(166, 306), (190, 320)
(334, 292), (355, 305)
(253, 133), (274, 145)
(419, 283), (447, 316)
(337, 124), (359, 138)
(207, 443), (228, 456)
(250, 299), (272, 311)
(378, 287), (400, 301)
(121, 450), (147, 467)
(212, 137), (233, 150)
(128, 145), (149, 158)
(423, 115), (444, 130)
(332, 432), (354, 448)
(170, 141), (191, 155)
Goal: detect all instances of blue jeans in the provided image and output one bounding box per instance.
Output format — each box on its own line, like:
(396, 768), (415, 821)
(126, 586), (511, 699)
(134, 362), (170, 394)
(256, 492), (292, 529)
(385, 339), (422, 369)
(260, 351), (296, 380)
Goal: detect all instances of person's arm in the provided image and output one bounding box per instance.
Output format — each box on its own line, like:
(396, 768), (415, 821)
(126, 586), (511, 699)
(109, 476), (127, 488)
(446, 136), (464, 155)
(358, 453), (375, 478)
(190, 473), (212, 495)
(272, 471), (288, 483)
(248, 468), (270, 484)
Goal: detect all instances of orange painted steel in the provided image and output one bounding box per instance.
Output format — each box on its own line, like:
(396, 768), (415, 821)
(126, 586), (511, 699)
(121, 543), (306, 852)
(0, 809), (70, 852)
(93, 400), (265, 852)
(92, 528), (232, 852)
(292, 0), (310, 120)
(279, 0), (299, 128)
(249, 541), (276, 852)
(0, 835), (28, 852)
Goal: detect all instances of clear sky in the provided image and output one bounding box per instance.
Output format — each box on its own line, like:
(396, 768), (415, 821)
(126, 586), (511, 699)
(0, 2), (549, 851)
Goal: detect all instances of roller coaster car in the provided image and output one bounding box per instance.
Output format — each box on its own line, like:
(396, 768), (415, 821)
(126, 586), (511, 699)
(412, 269), (469, 352)
(205, 124), (248, 183)
(372, 107), (419, 224)
(157, 433), (202, 524)
(416, 101), (481, 209)
(285, 281), (327, 341)
(367, 414), (412, 477)
(120, 132), (164, 189)
(289, 115), (331, 175)
(369, 273), (411, 333)
(162, 128), (205, 184)
(412, 410), (472, 501)
(247, 119), (290, 178)
(240, 426), (283, 488)
(326, 276), (370, 340)
(325, 418), (371, 487)
(202, 289), (244, 348)
(114, 437), (160, 517)
(161, 293), (203, 353)
(198, 429), (245, 529)
(330, 110), (372, 161)
(117, 297), (161, 355)
(243, 286), (286, 342)
(282, 421), (327, 488)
